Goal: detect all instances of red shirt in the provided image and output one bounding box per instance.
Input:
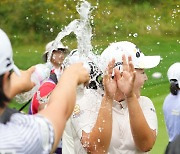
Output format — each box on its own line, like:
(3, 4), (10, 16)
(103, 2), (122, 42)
(29, 80), (56, 114)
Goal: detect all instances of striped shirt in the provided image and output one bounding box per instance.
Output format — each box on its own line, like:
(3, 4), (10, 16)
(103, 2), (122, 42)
(0, 113), (54, 154)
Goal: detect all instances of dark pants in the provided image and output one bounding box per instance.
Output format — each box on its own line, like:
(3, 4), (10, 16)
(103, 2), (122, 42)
(55, 148), (62, 154)
(165, 142), (171, 154)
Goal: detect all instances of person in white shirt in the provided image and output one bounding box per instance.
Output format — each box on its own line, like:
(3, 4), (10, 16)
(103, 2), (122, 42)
(62, 41), (160, 154)
(163, 62), (180, 154)
(0, 28), (90, 153)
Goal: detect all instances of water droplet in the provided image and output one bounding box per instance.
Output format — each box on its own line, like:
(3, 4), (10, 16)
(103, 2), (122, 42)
(157, 16), (161, 20)
(173, 9), (176, 14)
(107, 11), (111, 15)
(26, 17), (29, 20)
(98, 139), (101, 142)
(98, 127), (103, 132)
(133, 33), (138, 37)
(146, 25), (151, 31)
(50, 28), (53, 32)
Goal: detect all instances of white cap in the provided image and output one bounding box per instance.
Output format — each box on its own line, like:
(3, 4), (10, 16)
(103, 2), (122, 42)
(44, 40), (68, 55)
(100, 41), (161, 72)
(167, 62), (180, 88)
(0, 29), (20, 76)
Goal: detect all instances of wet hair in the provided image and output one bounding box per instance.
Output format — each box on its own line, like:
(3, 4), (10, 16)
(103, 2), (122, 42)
(0, 73), (11, 108)
(170, 79), (179, 95)
(86, 61), (104, 90)
(42, 52), (48, 63)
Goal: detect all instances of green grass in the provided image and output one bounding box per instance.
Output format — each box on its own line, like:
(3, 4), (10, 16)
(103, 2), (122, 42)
(2, 0), (179, 152)
(142, 83), (169, 154)
(9, 35), (180, 154)
(140, 36), (180, 153)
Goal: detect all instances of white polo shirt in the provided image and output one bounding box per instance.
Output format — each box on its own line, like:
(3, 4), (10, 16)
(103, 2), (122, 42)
(62, 89), (158, 154)
(62, 118), (75, 154)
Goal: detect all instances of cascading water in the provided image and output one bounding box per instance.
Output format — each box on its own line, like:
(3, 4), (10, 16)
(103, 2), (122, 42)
(48, 0), (97, 65)
(15, 0), (101, 104)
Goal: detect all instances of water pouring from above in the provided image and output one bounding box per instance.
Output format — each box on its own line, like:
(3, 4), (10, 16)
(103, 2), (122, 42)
(48, 0), (94, 64)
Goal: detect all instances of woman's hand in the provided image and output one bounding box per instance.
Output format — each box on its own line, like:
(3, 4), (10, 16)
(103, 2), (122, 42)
(114, 55), (136, 98)
(9, 66), (35, 98)
(103, 59), (117, 99)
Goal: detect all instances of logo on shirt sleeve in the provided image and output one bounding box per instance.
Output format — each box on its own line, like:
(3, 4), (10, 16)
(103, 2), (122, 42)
(150, 108), (156, 113)
(73, 104), (81, 118)
(73, 104), (83, 118)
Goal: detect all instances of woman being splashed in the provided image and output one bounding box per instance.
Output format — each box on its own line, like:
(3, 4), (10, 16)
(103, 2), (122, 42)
(62, 41), (161, 154)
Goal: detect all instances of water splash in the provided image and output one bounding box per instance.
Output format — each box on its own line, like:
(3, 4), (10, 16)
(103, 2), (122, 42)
(133, 33), (138, 37)
(48, 0), (93, 63)
(15, 63), (52, 104)
(146, 25), (151, 31)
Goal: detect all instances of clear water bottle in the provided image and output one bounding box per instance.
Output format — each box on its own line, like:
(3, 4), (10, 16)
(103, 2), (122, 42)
(15, 62), (53, 104)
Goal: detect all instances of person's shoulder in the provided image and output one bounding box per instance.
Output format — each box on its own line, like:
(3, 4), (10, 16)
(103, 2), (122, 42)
(139, 96), (156, 114)
(85, 88), (103, 96)
(163, 93), (172, 105)
(83, 89), (102, 101)
(0, 114), (54, 153)
(139, 96), (152, 103)
(164, 93), (173, 100)
(76, 89), (102, 108)
(139, 96), (155, 108)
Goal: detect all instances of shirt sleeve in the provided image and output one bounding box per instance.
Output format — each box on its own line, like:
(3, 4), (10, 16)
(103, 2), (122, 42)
(139, 96), (158, 135)
(0, 113), (54, 154)
(71, 89), (102, 139)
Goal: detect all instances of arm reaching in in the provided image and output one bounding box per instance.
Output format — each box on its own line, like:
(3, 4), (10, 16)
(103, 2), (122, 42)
(9, 66), (35, 98)
(39, 63), (90, 152)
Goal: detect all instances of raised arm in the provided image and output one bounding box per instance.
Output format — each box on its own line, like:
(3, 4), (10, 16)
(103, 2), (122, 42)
(39, 63), (89, 152)
(80, 59), (117, 153)
(9, 66), (35, 98)
(114, 55), (156, 152)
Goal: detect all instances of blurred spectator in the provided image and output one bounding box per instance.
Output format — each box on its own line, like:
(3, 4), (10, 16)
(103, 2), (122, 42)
(163, 62), (180, 154)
